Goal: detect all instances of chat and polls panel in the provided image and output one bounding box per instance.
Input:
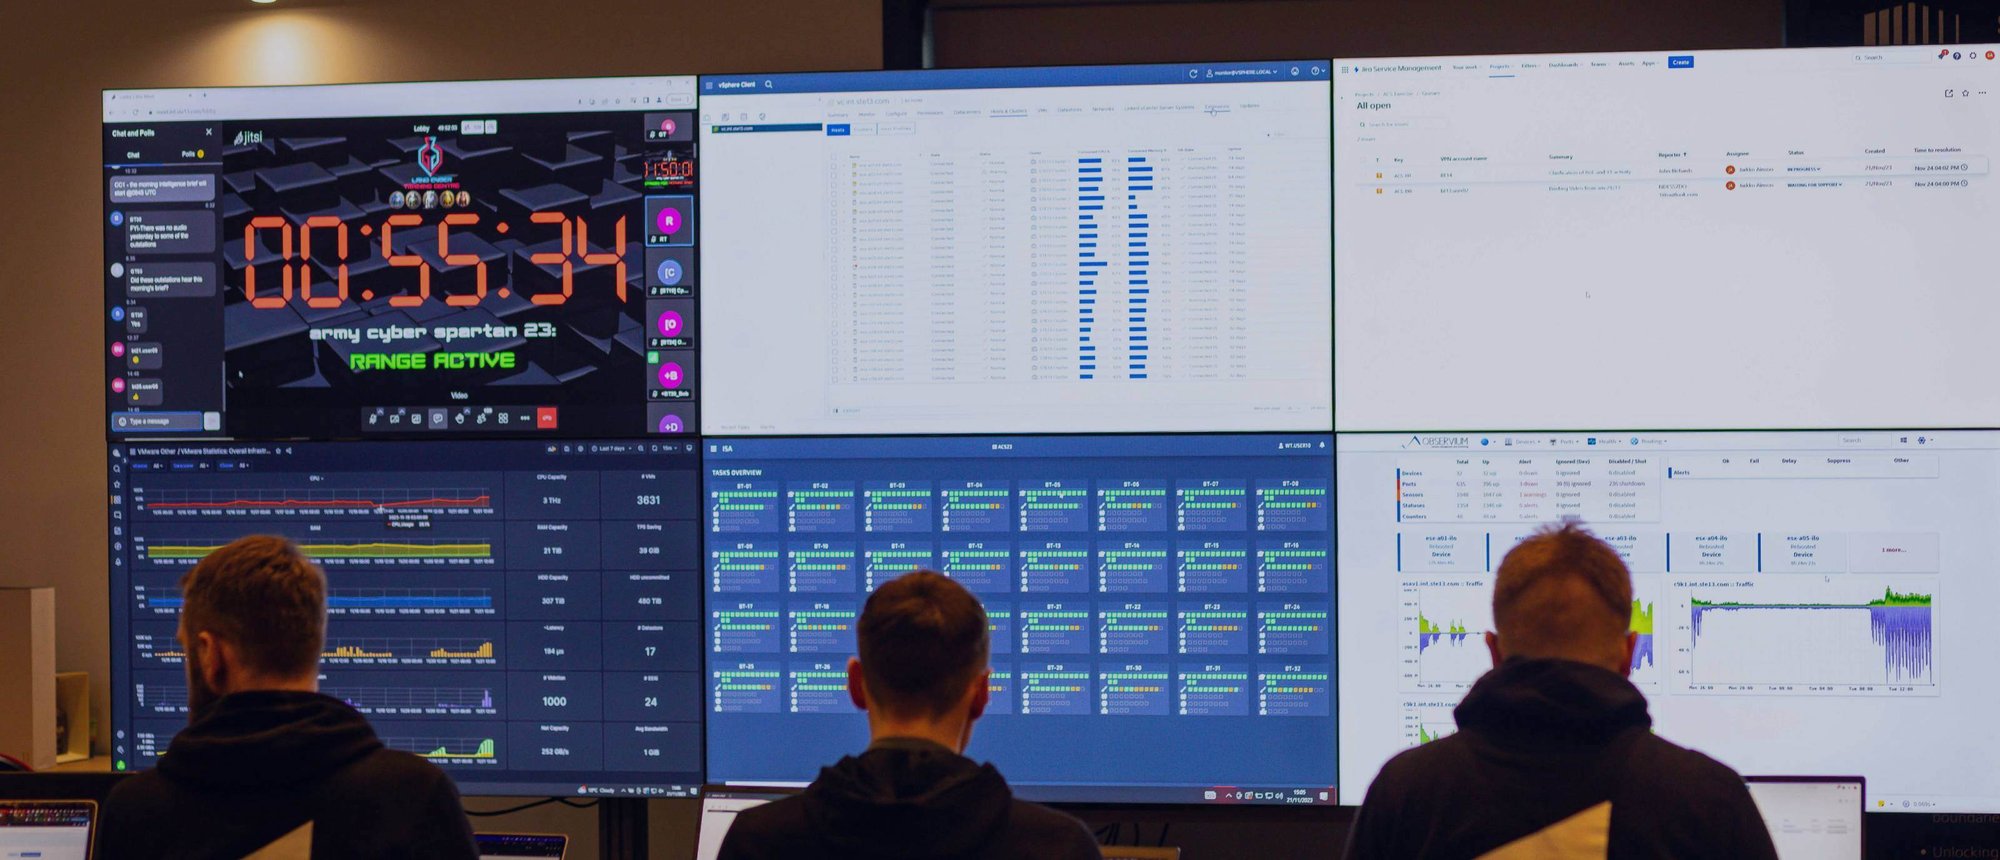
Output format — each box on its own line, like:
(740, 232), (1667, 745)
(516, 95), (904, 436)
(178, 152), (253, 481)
(103, 78), (700, 440)
(702, 434), (1336, 806)
(107, 440), (704, 798)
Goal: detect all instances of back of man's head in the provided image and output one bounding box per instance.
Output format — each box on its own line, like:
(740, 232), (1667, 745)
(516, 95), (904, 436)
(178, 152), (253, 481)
(855, 570), (990, 719)
(180, 535), (327, 681)
(1491, 522), (1634, 672)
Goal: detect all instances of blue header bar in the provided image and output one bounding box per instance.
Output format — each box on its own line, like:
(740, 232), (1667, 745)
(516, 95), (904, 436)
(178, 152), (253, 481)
(699, 61), (1331, 96)
(704, 433), (1332, 462)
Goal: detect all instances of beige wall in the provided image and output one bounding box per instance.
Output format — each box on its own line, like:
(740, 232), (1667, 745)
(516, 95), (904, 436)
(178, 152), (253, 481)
(931, 0), (1783, 66)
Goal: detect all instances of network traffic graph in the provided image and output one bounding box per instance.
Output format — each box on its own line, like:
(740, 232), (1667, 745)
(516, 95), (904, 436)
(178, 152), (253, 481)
(702, 434), (1336, 806)
(1674, 582), (1937, 692)
(109, 440), (705, 797)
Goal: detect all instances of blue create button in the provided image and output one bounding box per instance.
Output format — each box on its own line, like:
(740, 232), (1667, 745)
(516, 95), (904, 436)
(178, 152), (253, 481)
(827, 123), (852, 136)
(1668, 55), (1694, 68)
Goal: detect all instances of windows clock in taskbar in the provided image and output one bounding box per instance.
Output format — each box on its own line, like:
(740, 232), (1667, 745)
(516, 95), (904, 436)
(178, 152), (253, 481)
(107, 439), (703, 798)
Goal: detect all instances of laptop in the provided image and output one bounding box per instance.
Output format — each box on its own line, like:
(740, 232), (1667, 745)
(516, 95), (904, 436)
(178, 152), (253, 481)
(694, 788), (799, 860)
(0, 800), (96, 860)
(1744, 776), (1863, 860)
(475, 832), (568, 860)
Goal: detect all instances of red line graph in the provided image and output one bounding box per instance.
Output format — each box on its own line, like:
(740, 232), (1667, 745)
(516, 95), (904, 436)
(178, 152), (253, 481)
(147, 495), (492, 510)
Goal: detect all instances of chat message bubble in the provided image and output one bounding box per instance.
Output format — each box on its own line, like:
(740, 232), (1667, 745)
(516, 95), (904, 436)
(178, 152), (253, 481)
(109, 174), (218, 204)
(123, 210), (216, 254)
(125, 262), (217, 298)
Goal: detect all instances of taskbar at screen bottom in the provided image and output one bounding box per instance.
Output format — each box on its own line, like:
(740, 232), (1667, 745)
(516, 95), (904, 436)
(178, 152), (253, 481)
(1020, 784), (1338, 807)
(467, 781), (699, 799)
(718, 782), (1336, 806)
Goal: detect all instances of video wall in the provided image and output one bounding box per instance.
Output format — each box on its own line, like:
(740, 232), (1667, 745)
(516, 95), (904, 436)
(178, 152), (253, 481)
(103, 45), (2000, 813)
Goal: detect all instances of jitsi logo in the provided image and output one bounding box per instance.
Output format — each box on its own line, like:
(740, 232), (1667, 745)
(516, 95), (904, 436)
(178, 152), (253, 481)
(232, 130), (265, 145)
(1357, 101), (1392, 111)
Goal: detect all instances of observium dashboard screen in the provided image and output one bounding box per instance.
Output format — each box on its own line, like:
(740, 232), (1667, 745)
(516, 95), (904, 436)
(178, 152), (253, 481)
(704, 434), (1336, 805)
(103, 78), (700, 440)
(1333, 45), (2000, 815)
(108, 440), (705, 797)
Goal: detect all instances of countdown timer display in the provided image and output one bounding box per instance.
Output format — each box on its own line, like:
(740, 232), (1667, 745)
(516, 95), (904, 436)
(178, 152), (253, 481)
(105, 88), (699, 439)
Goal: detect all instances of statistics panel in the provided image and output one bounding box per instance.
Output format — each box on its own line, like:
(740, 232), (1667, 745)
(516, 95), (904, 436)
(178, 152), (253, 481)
(108, 440), (703, 797)
(104, 78), (700, 440)
(703, 434), (1336, 806)
(1339, 430), (2000, 813)
(1335, 47), (2000, 430)
(700, 63), (1331, 435)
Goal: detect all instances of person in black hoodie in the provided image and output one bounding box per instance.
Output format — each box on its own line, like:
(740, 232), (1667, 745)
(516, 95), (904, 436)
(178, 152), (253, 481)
(718, 569), (1100, 860)
(1345, 523), (1778, 860)
(98, 536), (479, 859)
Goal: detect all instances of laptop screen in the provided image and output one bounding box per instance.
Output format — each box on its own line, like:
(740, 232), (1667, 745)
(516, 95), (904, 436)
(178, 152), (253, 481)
(474, 833), (566, 860)
(1746, 777), (1863, 860)
(0, 801), (95, 860)
(695, 790), (796, 860)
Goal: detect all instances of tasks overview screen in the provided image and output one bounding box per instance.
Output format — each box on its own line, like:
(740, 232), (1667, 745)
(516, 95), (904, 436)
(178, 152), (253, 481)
(703, 434), (1336, 805)
(107, 440), (704, 797)
(1336, 431), (2000, 813)
(1334, 46), (2000, 431)
(700, 63), (1332, 435)
(104, 78), (700, 440)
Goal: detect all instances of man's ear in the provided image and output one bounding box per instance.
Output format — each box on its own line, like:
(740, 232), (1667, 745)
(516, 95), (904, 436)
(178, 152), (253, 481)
(1484, 630), (1504, 669)
(1619, 630), (1639, 678)
(967, 669), (990, 722)
(846, 657), (868, 712)
(195, 630), (229, 693)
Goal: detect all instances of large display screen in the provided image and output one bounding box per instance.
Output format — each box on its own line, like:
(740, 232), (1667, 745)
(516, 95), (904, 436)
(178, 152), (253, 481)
(103, 78), (700, 440)
(1333, 46), (2000, 431)
(107, 440), (704, 797)
(702, 434), (1336, 806)
(1337, 430), (2000, 813)
(699, 63), (1333, 436)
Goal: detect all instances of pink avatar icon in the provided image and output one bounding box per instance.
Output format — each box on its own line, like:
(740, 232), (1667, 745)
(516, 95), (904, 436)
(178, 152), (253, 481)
(111, 378), (127, 393)
(656, 310), (684, 338)
(111, 342), (126, 358)
(656, 207), (683, 235)
(659, 117), (677, 136)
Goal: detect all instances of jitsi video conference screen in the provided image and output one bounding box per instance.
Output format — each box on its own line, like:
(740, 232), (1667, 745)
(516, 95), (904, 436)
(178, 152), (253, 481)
(103, 77), (699, 441)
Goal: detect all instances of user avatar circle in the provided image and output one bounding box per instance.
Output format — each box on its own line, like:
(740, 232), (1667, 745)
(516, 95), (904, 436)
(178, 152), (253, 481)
(657, 362), (685, 388)
(109, 211), (125, 226)
(657, 414), (685, 433)
(389, 191), (406, 208)
(656, 259), (683, 286)
(109, 263), (125, 278)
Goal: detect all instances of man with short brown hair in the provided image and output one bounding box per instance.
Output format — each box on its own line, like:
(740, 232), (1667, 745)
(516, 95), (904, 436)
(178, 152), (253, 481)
(100, 536), (478, 859)
(718, 569), (1099, 859)
(1345, 523), (1777, 859)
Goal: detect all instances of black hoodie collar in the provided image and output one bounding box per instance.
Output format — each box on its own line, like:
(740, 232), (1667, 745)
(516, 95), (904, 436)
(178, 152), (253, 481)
(803, 741), (1012, 858)
(156, 690), (383, 791)
(1455, 658), (1652, 746)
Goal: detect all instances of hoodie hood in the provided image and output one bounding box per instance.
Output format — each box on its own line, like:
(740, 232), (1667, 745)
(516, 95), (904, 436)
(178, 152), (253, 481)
(1455, 658), (1651, 748)
(156, 690), (384, 791)
(802, 739), (1012, 858)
